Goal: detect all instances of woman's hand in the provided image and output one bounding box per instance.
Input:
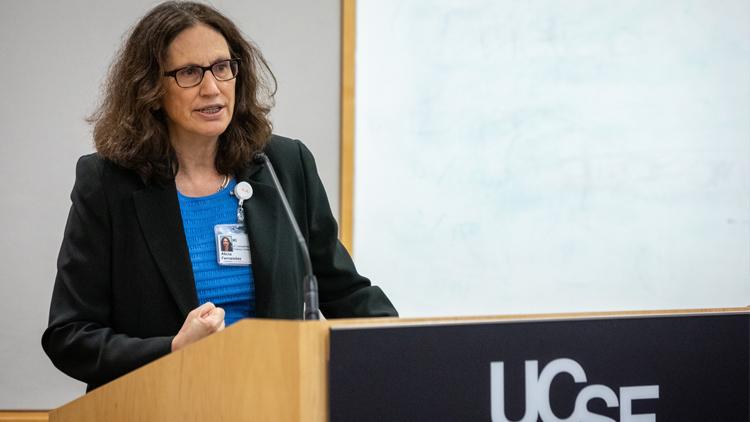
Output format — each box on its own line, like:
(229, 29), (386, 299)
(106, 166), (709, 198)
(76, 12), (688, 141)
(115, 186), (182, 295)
(171, 302), (226, 352)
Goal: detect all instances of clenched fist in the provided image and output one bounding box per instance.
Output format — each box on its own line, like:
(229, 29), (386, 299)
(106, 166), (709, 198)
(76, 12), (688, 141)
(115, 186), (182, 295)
(171, 302), (226, 352)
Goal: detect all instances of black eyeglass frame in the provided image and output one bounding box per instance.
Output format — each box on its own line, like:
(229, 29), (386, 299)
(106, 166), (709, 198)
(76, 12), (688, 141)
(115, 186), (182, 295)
(163, 59), (240, 88)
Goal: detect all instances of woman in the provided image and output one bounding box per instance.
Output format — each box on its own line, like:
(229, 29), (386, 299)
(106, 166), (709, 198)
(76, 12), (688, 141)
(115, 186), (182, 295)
(42, 1), (397, 392)
(221, 236), (233, 252)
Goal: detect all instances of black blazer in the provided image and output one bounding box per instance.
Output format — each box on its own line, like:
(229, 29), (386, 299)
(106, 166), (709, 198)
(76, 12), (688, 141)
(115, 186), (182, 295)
(42, 135), (397, 391)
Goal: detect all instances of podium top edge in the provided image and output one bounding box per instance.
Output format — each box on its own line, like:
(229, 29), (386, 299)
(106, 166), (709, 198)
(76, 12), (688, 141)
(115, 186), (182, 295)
(325, 306), (750, 330)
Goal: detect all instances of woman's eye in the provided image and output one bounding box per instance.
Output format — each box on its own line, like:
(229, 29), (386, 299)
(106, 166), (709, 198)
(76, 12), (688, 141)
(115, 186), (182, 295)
(179, 66), (199, 77)
(214, 63), (229, 74)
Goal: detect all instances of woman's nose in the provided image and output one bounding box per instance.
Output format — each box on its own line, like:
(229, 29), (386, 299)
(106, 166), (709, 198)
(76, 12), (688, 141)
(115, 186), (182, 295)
(199, 71), (221, 95)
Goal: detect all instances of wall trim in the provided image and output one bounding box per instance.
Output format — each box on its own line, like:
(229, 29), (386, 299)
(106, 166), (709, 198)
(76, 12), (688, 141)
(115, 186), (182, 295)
(340, 0), (356, 252)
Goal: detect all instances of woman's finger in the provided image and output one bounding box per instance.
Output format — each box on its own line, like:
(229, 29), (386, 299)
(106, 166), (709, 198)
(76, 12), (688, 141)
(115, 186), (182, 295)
(197, 302), (216, 317)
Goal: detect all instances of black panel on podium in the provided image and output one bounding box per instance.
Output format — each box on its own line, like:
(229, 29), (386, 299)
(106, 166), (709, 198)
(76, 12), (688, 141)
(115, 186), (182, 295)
(329, 313), (749, 421)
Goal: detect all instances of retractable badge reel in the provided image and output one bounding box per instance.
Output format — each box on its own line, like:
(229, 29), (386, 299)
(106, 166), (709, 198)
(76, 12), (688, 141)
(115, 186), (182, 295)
(233, 182), (253, 223)
(214, 181), (254, 266)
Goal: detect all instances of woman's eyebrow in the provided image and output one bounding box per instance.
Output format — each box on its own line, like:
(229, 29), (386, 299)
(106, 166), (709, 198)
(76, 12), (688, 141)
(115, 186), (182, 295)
(174, 56), (232, 68)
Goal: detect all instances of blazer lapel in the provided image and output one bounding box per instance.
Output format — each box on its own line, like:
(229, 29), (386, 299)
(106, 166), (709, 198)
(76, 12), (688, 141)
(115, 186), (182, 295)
(236, 163), (294, 317)
(133, 182), (198, 317)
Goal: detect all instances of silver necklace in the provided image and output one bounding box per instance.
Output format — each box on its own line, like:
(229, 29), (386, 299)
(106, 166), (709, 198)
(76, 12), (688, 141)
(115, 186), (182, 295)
(217, 174), (229, 192)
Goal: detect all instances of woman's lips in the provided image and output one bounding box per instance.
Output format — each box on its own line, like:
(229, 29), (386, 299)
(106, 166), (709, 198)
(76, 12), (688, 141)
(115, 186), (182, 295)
(195, 105), (225, 120)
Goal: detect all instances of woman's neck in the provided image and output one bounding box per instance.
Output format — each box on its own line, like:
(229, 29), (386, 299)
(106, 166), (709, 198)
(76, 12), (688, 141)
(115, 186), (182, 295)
(172, 137), (226, 197)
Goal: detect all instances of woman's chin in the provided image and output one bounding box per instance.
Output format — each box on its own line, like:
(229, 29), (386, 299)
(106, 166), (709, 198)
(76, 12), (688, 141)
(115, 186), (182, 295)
(191, 122), (231, 140)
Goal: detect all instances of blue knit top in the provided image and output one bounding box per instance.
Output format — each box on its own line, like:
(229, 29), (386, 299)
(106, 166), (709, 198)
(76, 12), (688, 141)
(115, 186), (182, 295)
(177, 178), (255, 325)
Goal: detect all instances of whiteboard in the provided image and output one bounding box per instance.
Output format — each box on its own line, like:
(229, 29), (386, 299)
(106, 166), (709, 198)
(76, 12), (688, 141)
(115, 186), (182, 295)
(353, 0), (750, 317)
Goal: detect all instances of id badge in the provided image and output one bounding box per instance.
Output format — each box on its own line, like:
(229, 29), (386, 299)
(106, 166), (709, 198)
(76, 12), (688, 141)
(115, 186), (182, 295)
(214, 224), (252, 266)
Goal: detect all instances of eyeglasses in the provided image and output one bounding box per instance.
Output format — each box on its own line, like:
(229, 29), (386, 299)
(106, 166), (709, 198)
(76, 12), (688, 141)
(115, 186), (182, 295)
(163, 59), (240, 88)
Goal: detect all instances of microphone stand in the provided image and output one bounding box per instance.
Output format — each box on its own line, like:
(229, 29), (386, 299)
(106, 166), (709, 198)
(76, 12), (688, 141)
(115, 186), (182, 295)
(255, 153), (320, 320)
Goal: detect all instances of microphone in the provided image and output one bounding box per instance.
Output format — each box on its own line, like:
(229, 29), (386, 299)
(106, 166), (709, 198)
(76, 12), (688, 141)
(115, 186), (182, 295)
(254, 152), (320, 320)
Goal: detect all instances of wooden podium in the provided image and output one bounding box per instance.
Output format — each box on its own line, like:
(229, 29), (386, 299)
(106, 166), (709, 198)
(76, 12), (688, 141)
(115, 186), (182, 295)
(49, 308), (749, 421)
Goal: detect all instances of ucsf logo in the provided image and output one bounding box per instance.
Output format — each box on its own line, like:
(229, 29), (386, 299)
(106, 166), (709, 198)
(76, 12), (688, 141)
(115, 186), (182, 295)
(491, 358), (659, 422)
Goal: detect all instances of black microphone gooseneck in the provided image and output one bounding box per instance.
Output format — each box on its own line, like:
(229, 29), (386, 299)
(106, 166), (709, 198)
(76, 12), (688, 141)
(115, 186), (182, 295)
(254, 153), (320, 320)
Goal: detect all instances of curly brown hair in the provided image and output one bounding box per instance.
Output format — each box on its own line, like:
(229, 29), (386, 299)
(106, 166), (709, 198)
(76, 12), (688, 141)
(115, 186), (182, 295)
(89, 1), (275, 183)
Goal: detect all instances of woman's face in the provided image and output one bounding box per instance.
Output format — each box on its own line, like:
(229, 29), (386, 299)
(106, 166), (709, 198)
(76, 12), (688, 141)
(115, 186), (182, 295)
(161, 24), (236, 145)
(222, 238), (230, 248)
